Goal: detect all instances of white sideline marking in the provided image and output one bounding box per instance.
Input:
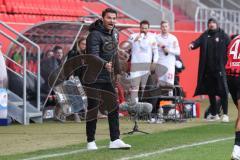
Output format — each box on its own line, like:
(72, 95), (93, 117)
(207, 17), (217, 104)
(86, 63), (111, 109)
(20, 137), (234, 160)
(20, 146), (106, 160)
(118, 137), (234, 160)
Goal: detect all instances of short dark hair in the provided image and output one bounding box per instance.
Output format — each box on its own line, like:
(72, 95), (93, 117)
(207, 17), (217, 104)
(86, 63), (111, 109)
(53, 45), (63, 53)
(140, 20), (150, 27)
(160, 20), (168, 26)
(102, 8), (117, 18)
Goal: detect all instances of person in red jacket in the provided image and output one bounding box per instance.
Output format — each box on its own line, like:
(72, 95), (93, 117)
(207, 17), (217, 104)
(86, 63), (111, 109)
(227, 34), (240, 160)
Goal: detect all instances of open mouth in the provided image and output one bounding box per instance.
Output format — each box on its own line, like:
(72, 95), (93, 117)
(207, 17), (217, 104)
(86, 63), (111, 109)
(108, 24), (114, 28)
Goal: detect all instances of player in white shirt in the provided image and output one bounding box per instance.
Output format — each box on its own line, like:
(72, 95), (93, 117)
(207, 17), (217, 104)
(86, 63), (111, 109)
(156, 20), (180, 87)
(128, 20), (159, 103)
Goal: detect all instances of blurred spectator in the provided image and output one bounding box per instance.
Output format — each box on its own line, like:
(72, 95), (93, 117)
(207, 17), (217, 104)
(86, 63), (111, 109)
(116, 41), (131, 116)
(78, 37), (87, 54)
(67, 37), (87, 122)
(12, 51), (22, 64)
(68, 37), (87, 57)
(67, 37), (87, 83)
(128, 20), (158, 103)
(41, 45), (64, 94)
(40, 45), (64, 122)
(53, 46), (64, 64)
(9, 51), (22, 73)
(27, 52), (37, 74)
(118, 41), (131, 73)
(44, 49), (54, 59)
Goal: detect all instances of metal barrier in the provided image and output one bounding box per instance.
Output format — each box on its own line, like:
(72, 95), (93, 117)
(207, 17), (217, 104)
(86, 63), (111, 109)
(0, 21), (41, 111)
(159, 0), (173, 13)
(0, 30), (28, 125)
(3, 55), (37, 78)
(195, 7), (240, 34)
(143, 0), (175, 31)
(99, 0), (140, 23)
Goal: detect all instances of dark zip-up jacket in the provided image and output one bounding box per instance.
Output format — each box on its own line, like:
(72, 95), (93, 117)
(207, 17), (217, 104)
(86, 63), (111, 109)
(191, 28), (230, 96)
(86, 19), (120, 83)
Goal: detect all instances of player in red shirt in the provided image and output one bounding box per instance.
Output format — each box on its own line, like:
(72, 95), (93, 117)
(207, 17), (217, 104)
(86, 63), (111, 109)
(227, 34), (240, 160)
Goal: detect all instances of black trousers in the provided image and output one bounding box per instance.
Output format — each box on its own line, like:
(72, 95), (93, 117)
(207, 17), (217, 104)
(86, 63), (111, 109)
(208, 94), (228, 115)
(227, 76), (240, 106)
(85, 83), (120, 142)
(205, 74), (228, 115)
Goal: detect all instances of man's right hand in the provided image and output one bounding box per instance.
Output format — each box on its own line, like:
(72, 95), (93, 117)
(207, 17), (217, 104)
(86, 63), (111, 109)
(158, 43), (164, 48)
(188, 44), (194, 51)
(134, 34), (142, 42)
(105, 62), (112, 72)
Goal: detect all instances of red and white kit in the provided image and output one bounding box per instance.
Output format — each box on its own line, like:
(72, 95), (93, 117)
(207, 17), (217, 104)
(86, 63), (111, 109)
(226, 35), (240, 76)
(156, 33), (180, 85)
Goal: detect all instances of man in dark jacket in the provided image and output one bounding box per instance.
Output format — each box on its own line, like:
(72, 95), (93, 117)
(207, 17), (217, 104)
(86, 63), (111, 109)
(41, 45), (64, 94)
(189, 18), (230, 122)
(85, 8), (131, 150)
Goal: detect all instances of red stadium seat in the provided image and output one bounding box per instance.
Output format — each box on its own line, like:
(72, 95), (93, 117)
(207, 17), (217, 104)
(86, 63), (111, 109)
(0, 13), (9, 22)
(13, 0), (24, 6)
(5, 4), (13, 14)
(14, 14), (26, 23)
(8, 14), (16, 22)
(84, 2), (107, 15)
(0, 5), (6, 13)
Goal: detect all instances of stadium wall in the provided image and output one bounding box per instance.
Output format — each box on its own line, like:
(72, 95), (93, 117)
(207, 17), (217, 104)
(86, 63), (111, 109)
(173, 32), (201, 98)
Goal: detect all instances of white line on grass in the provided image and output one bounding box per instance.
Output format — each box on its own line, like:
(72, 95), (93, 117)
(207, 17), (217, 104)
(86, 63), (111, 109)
(20, 137), (234, 160)
(20, 146), (106, 160)
(118, 137), (234, 160)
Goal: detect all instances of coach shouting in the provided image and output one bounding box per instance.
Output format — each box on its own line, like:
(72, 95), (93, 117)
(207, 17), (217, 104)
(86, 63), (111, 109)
(85, 8), (131, 150)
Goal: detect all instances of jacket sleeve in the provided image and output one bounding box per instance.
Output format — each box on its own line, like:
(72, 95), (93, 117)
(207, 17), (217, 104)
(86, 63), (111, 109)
(114, 54), (121, 75)
(191, 34), (203, 50)
(67, 50), (76, 60)
(86, 31), (106, 64)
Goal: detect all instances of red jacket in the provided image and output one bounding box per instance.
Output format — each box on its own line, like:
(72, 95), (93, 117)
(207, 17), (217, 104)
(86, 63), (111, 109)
(226, 35), (240, 76)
